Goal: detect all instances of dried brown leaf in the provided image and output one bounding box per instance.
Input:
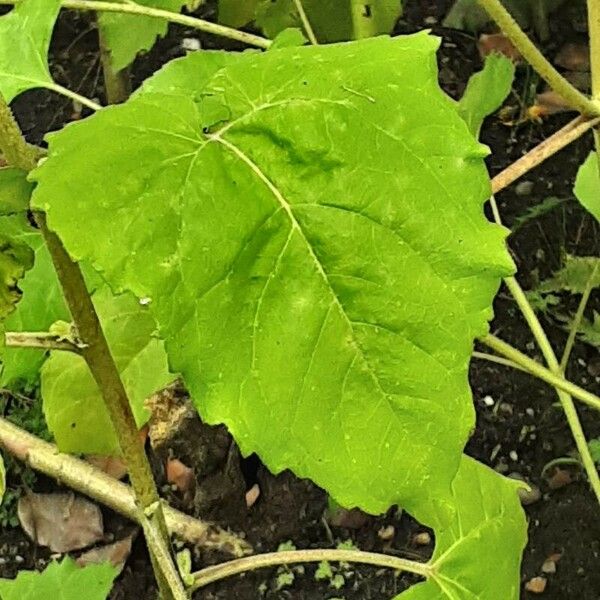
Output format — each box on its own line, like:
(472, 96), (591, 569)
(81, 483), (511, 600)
(76, 532), (136, 573)
(478, 33), (522, 62)
(18, 492), (104, 552)
(555, 43), (590, 72)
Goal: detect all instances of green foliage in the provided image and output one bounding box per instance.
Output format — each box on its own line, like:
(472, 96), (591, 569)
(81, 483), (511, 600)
(0, 557), (118, 600)
(0, 229), (33, 321)
(219, 0), (402, 41)
(398, 457), (526, 599)
(0, 167), (34, 216)
(42, 285), (175, 455)
(511, 196), (565, 232)
(99, 0), (188, 71)
(574, 152), (600, 224)
(458, 53), (515, 136)
(589, 438), (600, 464)
(0, 0), (61, 102)
(0, 215), (69, 387)
(535, 255), (600, 295)
(32, 35), (513, 519)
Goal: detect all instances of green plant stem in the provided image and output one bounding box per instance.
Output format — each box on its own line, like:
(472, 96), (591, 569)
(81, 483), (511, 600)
(98, 25), (131, 104)
(292, 0), (318, 45)
(476, 0), (600, 116)
(560, 262), (599, 372)
(479, 334), (600, 412)
(45, 81), (103, 111)
(491, 116), (600, 195)
(0, 0), (272, 49)
(4, 331), (83, 353)
(471, 350), (526, 372)
(350, 0), (378, 39)
(189, 549), (431, 591)
(0, 92), (185, 600)
(487, 192), (600, 504)
(0, 416), (252, 556)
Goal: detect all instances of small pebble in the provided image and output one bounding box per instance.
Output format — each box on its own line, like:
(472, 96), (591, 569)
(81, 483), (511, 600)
(413, 532), (432, 546)
(182, 37), (201, 51)
(482, 395), (495, 407)
(509, 450), (518, 462)
(14, 555), (24, 564)
(541, 559), (557, 574)
(423, 16), (437, 25)
(377, 525), (395, 541)
(245, 483), (260, 508)
(525, 408), (535, 417)
(515, 180), (534, 196)
(499, 403), (514, 415)
(525, 576), (547, 594)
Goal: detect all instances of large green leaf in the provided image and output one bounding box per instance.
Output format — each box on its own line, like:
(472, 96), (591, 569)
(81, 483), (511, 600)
(0, 215), (69, 387)
(99, 0), (187, 72)
(398, 456), (527, 599)
(458, 53), (514, 136)
(0, 228), (33, 321)
(0, 167), (34, 215)
(0, 557), (117, 600)
(218, 0), (260, 28)
(32, 35), (513, 515)
(0, 0), (61, 102)
(574, 151), (600, 223)
(41, 285), (175, 455)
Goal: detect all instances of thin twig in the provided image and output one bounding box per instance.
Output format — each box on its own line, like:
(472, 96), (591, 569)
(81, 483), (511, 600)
(560, 262), (599, 372)
(476, 0), (600, 116)
(0, 416), (252, 557)
(189, 549), (430, 591)
(471, 350), (526, 372)
(491, 116), (600, 195)
(479, 334), (600, 412)
(4, 331), (83, 353)
(292, 0), (318, 45)
(0, 0), (272, 49)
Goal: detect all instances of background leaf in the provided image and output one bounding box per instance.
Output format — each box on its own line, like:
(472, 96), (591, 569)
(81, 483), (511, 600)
(0, 557), (117, 600)
(41, 285), (175, 455)
(99, 0), (188, 71)
(574, 152), (600, 223)
(0, 0), (61, 102)
(0, 229), (33, 321)
(458, 53), (515, 136)
(0, 215), (69, 388)
(0, 167), (34, 215)
(32, 35), (513, 517)
(398, 457), (527, 599)
(218, 0), (260, 27)
(0, 452), (5, 503)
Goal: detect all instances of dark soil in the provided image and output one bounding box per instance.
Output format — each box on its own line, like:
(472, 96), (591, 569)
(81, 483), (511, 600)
(2, 0), (600, 598)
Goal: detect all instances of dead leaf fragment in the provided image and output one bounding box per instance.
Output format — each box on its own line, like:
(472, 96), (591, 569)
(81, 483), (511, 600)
(77, 532), (136, 573)
(546, 467), (573, 490)
(478, 33), (522, 62)
(166, 458), (195, 493)
(86, 455), (128, 480)
(529, 90), (574, 120)
(327, 506), (369, 529)
(525, 576), (547, 593)
(18, 492), (104, 552)
(555, 43), (590, 72)
(245, 483), (260, 508)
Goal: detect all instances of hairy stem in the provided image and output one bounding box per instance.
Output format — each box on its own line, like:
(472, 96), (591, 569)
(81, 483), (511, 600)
(190, 549), (431, 591)
(471, 350), (526, 372)
(0, 416), (252, 556)
(292, 0), (318, 45)
(479, 335), (600, 412)
(491, 116), (600, 195)
(4, 331), (82, 353)
(0, 0), (271, 49)
(0, 93), (185, 599)
(476, 0), (600, 116)
(560, 262), (599, 372)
